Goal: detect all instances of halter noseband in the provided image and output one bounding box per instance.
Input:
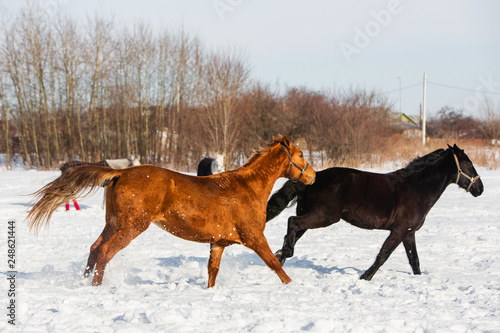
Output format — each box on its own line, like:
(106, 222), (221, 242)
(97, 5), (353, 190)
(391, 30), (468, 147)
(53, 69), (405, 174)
(452, 152), (480, 192)
(280, 143), (309, 183)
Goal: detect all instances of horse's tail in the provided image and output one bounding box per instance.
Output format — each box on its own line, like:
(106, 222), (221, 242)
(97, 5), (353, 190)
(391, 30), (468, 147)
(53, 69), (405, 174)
(266, 180), (307, 222)
(59, 161), (71, 173)
(27, 166), (122, 235)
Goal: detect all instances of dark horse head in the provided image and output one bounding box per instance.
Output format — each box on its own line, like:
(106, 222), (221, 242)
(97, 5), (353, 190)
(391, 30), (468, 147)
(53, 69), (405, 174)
(197, 158), (218, 176)
(448, 144), (483, 197)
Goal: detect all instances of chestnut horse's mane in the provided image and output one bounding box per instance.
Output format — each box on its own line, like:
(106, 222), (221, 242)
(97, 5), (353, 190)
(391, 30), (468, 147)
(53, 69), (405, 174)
(245, 136), (287, 166)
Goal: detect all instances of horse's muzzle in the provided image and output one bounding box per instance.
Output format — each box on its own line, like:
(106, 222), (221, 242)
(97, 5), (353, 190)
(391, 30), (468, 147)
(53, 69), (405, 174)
(305, 170), (316, 185)
(470, 179), (484, 197)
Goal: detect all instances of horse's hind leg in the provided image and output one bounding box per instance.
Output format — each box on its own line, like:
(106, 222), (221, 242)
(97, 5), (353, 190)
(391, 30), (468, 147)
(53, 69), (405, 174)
(403, 232), (421, 275)
(91, 226), (148, 286)
(84, 235), (102, 278)
(207, 244), (225, 288)
(84, 224), (116, 278)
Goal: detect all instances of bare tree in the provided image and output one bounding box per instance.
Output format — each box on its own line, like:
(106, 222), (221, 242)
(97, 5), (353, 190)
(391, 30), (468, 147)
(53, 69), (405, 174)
(54, 14), (84, 160)
(428, 106), (483, 140)
(0, 77), (11, 169)
(196, 47), (249, 169)
(305, 88), (391, 166)
(3, 9), (38, 168)
(238, 83), (281, 151)
(83, 14), (114, 160)
(481, 98), (500, 143)
(151, 30), (173, 165)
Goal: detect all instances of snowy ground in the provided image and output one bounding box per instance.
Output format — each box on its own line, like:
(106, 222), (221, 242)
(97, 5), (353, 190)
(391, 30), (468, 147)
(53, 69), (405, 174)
(1, 167), (499, 332)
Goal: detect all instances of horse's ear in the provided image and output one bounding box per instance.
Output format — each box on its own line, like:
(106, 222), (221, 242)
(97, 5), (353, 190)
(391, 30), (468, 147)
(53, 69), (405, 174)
(280, 135), (291, 148)
(453, 144), (464, 152)
(447, 144), (452, 149)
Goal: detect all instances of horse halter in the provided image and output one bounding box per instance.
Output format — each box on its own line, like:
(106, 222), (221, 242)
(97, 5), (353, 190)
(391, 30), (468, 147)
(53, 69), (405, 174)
(280, 143), (309, 183)
(452, 153), (480, 192)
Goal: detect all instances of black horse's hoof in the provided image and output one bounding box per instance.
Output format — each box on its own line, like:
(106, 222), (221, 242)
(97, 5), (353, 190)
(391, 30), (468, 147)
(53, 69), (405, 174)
(360, 273), (373, 281)
(275, 250), (286, 266)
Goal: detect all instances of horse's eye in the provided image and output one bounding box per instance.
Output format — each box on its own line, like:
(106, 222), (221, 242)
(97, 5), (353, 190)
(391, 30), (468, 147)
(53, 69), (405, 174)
(299, 154), (303, 158)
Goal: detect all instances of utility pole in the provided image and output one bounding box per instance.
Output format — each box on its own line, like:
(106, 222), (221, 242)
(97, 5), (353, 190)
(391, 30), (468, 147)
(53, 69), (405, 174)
(397, 76), (402, 114)
(422, 73), (427, 146)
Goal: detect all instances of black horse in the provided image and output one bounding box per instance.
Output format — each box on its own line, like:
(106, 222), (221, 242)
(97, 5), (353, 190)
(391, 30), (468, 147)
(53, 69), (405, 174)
(266, 144), (484, 280)
(197, 157), (218, 176)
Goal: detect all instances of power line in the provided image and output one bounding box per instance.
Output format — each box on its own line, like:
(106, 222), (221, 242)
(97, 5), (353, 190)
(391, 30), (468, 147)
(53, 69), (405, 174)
(428, 80), (500, 95)
(380, 82), (421, 95)
(380, 79), (500, 96)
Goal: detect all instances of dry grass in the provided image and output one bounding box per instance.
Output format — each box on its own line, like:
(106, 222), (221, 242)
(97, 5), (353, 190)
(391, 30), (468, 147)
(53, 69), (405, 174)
(321, 135), (499, 171)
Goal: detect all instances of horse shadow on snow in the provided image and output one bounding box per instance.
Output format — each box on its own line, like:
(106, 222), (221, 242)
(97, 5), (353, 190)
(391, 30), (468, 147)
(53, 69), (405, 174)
(156, 252), (364, 278)
(3, 254), (371, 289)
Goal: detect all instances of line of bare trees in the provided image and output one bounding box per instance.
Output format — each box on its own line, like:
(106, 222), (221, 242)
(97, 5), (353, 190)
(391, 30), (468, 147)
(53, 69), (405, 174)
(0, 4), (394, 171)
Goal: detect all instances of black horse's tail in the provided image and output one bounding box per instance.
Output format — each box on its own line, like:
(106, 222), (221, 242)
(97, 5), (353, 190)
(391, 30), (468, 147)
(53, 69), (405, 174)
(266, 180), (307, 222)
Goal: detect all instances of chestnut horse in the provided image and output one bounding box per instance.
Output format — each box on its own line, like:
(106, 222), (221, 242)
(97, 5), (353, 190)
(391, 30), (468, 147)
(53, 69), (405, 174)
(266, 144), (483, 280)
(27, 136), (315, 287)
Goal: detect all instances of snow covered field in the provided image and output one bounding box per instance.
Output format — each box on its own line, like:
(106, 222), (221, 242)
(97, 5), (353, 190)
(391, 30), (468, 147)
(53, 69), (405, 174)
(1, 167), (499, 332)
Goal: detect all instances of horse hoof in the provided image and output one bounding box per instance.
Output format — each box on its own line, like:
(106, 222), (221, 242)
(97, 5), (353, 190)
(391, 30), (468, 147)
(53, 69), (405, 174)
(275, 250), (286, 265)
(360, 273), (372, 281)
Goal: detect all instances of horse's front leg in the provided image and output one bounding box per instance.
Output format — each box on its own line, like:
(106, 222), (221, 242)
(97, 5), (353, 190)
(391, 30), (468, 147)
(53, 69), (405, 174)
(276, 228), (308, 263)
(278, 212), (336, 265)
(207, 244), (225, 288)
(360, 229), (405, 281)
(276, 216), (303, 265)
(403, 232), (421, 275)
(244, 233), (292, 285)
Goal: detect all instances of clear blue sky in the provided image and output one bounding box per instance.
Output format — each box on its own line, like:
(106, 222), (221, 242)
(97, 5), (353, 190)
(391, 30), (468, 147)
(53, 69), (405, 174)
(2, 0), (500, 117)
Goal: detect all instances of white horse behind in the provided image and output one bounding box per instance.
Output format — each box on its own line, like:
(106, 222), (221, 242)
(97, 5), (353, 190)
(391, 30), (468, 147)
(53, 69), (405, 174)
(215, 153), (225, 173)
(101, 157), (141, 208)
(106, 157), (141, 169)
